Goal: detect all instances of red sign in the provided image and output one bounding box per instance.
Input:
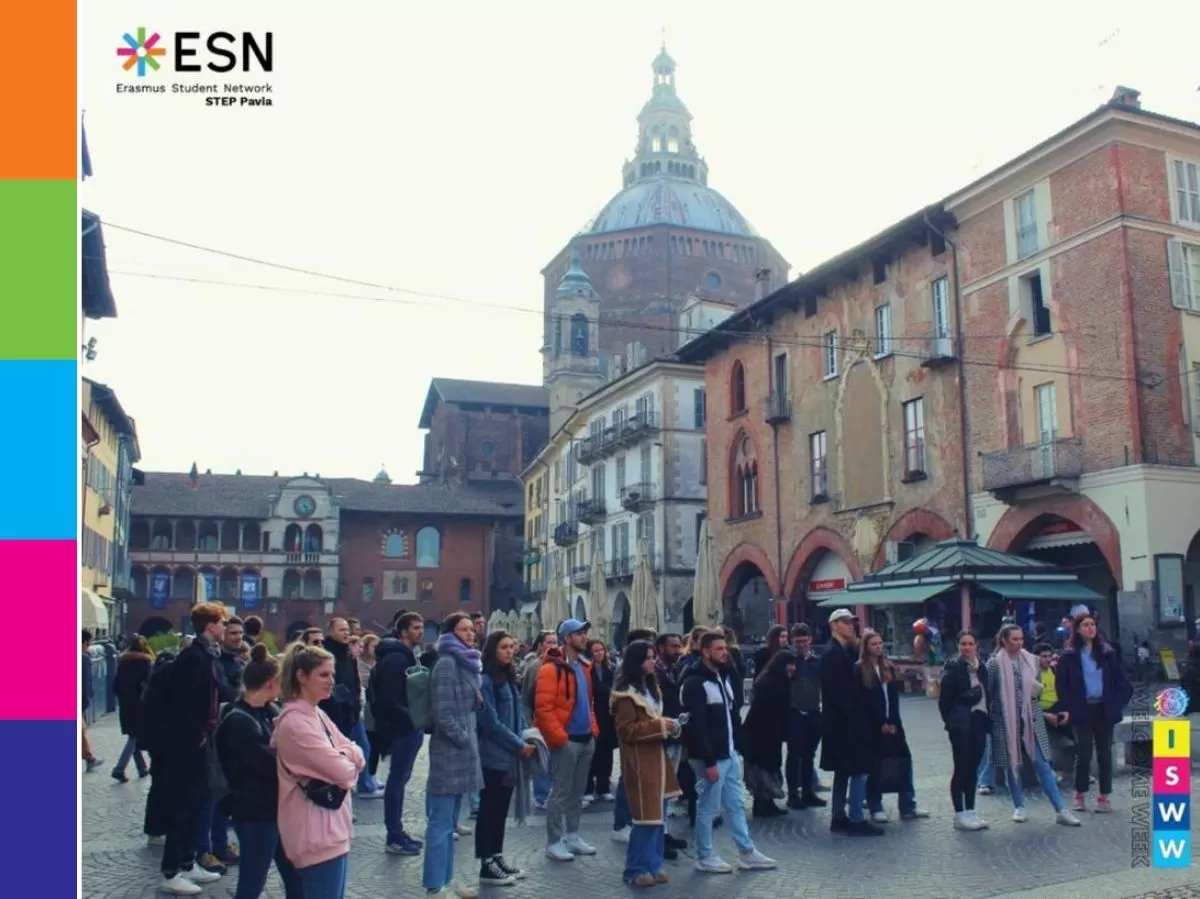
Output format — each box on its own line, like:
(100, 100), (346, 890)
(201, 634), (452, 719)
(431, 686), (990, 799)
(809, 578), (846, 593)
(1035, 520), (1083, 537)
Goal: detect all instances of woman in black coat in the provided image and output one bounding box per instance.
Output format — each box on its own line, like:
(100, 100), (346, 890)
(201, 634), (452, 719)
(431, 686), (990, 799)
(819, 618), (876, 833)
(938, 629), (991, 830)
(742, 649), (796, 817)
(585, 639), (618, 800)
(111, 635), (154, 783)
(858, 630), (928, 823)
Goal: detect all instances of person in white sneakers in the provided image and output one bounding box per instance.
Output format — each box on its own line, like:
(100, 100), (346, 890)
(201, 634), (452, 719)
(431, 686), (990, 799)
(938, 630), (991, 831)
(986, 623), (1081, 827)
(679, 629), (777, 874)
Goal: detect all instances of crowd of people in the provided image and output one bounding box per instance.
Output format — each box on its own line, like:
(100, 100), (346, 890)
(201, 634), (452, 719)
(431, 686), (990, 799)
(89, 598), (1134, 897)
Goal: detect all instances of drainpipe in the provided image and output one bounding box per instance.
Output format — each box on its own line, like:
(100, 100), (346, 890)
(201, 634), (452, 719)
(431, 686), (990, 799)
(924, 211), (973, 631)
(754, 269), (787, 627)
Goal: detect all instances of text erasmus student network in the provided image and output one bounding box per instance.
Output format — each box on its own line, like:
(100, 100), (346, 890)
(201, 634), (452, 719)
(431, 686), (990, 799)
(115, 28), (274, 106)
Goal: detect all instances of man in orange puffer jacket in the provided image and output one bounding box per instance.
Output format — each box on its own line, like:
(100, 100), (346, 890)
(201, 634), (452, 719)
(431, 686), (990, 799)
(535, 619), (600, 862)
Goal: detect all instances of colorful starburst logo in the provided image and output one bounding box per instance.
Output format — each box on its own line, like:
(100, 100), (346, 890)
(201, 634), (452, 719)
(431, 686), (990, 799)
(1156, 687), (1190, 719)
(117, 28), (166, 77)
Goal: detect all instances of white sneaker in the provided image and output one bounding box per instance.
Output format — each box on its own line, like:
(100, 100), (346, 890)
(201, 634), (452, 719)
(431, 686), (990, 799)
(545, 841), (575, 862)
(737, 849), (777, 870)
(181, 867), (221, 885)
(1012, 807), (1028, 823)
(452, 883), (479, 899)
(953, 811), (985, 831)
(1056, 809), (1082, 827)
(600, 792), (616, 802)
(564, 834), (597, 855)
(159, 875), (201, 896)
(611, 825), (631, 844)
(970, 810), (989, 829)
(583, 793), (596, 802)
(870, 811), (889, 824)
(454, 823), (473, 837)
(695, 855), (734, 874)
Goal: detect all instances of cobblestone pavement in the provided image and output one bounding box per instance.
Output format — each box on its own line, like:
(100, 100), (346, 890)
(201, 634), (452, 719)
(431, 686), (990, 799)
(83, 697), (1198, 899)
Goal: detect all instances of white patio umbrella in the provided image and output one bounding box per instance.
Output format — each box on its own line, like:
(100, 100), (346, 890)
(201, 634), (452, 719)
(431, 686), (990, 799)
(629, 537), (660, 632)
(587, 548), (610, 643)
(545, 554), (570, 630)
(691, 517), (722, 629)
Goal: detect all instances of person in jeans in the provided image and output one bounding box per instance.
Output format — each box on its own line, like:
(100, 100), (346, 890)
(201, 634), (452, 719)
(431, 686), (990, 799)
(475, 630), (535, 885)
(157, 603), (228, 895)
(785, 625), (826, 809)
(986, 623), (1082, 827)
(680, 629), (776, 874)
(81, 630), (104, 773)
(535, 618), (599, 862)
(938, 630), (991, 831)
(611, 639), (682, 887)
(820, 608), (881, 836)
(274, 642), (366, 899)
(370, 611), (427, 855)
(111, 635), (154, 783)
(520, 630), (558, 810)
(424, 613), (485, 899)
(216, 644), (302, 899)
(609, 627), (658, 844)
(1055, 611), (1132, 813)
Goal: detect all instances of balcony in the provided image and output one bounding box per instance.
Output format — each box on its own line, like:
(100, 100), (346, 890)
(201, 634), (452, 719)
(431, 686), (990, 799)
(577, 433), (604, 464)
(285, 551), (323, 566)
(616, 412), (660, 446)
(607, 556), (633, 580)
(764, 391), (791, 424)
(553, 520), (580, 547)
(578, 497), (607, 524)
(620, 482), (654, 510)
(920, 335), (956, 368)
(980, 438), (1083, 503)
(572, 565), (590, 585)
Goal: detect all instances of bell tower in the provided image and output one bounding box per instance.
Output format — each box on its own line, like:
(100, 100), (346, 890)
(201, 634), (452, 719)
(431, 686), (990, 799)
(542, 249), (605, 433)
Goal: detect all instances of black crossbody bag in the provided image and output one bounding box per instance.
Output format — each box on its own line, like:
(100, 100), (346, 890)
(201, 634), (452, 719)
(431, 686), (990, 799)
(291, 713), (349, 811)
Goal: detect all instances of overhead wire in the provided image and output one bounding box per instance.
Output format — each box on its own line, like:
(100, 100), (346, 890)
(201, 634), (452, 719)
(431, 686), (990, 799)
(95, 224), (1164, 387)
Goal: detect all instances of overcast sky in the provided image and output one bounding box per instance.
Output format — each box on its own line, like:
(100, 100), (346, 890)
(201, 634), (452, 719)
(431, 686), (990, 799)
(80, 1), (1199, 484)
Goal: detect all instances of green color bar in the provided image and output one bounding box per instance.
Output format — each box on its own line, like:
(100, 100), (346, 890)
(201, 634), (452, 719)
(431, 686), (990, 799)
(0, 180), (78, 359)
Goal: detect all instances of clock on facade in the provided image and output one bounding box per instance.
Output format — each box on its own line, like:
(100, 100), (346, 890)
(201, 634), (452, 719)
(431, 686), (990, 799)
(293, 494), (317, 518)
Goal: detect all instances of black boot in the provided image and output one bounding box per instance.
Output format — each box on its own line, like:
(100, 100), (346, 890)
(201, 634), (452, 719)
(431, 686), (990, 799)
(787, 793), (807, 810)
(802, 791), (828, 807)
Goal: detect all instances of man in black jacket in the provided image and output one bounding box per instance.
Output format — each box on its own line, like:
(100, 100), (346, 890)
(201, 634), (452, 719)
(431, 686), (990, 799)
(157, 602), (228, 893)
(370, 611), (426, 855)
(819, 608), (881, 836)
(321, 618), (362, 738)
(216, 616), (246, 703)
(680, 630), (777, 874)
(786, 624), (827, 809)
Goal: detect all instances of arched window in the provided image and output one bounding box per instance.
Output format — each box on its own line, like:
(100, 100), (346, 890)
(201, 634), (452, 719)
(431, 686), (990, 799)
(650, 128), (662, 153)
(730, 360), (746, 414)
(416, 527), (441, 568)
(570, 313), (589, 356)
(730, 432), (760, 518)
(383, 531), (408, 558)
(667, 126), (680, 154)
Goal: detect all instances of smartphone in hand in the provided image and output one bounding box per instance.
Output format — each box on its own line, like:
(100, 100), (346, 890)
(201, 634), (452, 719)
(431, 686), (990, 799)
(675, 712), (691, 726)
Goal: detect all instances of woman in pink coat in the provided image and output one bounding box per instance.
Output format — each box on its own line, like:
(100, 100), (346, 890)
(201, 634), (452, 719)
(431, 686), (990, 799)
(273, 642), (365, 899)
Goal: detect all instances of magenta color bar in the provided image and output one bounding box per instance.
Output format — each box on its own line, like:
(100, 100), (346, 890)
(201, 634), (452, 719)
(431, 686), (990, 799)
(0, 541), (79, 719)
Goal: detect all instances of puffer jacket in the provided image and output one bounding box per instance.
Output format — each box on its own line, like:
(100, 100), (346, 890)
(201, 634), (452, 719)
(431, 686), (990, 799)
(533, 648), (599, 750)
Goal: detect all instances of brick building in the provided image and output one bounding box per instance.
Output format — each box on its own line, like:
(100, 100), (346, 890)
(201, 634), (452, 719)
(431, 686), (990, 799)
(127, 470), (520, 639)
(680, 88), (1200, 651)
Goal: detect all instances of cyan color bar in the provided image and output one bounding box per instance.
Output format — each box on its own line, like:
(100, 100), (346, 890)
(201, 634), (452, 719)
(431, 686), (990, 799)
(1151, 830), (1192, 868)
(0, 360), (79, 539)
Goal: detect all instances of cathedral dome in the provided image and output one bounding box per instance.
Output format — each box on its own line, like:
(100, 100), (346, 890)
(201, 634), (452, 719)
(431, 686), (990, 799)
(583, 176), (757, 238)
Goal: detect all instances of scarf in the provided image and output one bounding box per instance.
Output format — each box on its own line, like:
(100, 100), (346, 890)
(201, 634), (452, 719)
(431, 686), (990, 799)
(997, 648), (1037, 767)
(436, 632), (483, 688)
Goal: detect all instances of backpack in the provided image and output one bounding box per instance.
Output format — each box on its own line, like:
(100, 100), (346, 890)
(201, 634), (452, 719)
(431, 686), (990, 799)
(137, 654), (177, 752)
(404, 663), (433, 732)
(206, 703), (272, 801)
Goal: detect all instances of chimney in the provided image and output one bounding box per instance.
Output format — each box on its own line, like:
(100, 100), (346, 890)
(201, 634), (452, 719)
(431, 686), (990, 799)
(754, 267), (772, 300)
(1109, 85), (1141, 109)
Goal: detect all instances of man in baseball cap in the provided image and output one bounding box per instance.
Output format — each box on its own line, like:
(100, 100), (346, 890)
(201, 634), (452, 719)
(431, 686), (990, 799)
(557, 618), (591, 639)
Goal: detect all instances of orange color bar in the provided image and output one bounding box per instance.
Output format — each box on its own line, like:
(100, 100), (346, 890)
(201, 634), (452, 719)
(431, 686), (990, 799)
(0, 3), (77, 179)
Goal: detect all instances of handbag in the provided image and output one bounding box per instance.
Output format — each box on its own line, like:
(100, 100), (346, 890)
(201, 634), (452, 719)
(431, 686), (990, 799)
(293, 713), (349, 811)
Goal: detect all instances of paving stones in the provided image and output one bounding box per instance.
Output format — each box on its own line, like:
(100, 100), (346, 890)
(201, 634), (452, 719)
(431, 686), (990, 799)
(82, 697), (1200, 899)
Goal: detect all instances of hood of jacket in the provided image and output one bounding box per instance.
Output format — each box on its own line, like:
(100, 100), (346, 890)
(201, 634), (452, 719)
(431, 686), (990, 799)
(375, 636), (417, 666)
(120, 650), (154, 664)
(610, 686), (662, 718)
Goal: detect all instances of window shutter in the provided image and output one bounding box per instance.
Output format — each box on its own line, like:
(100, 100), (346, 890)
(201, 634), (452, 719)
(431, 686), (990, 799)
(1192, 368), (1200, 438)
(1169, 239), (1188, 309)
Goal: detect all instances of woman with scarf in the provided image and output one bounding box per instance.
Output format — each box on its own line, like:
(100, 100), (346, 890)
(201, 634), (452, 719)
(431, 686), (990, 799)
(475, 630), (535, 886)
(938, 630), (991, 831)
(986, 623), (1082, 827)
(424, 613), (485, 899)
(1056, 610), (1132, 813)
(611, 639), (682, 888)
(585, 639), (618, 802)
(741, 649), (796, 817)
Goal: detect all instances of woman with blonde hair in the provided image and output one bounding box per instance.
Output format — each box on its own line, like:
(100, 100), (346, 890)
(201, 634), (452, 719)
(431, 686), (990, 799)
(273, 642), (365, 898)
(857, 630), (928, 824)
